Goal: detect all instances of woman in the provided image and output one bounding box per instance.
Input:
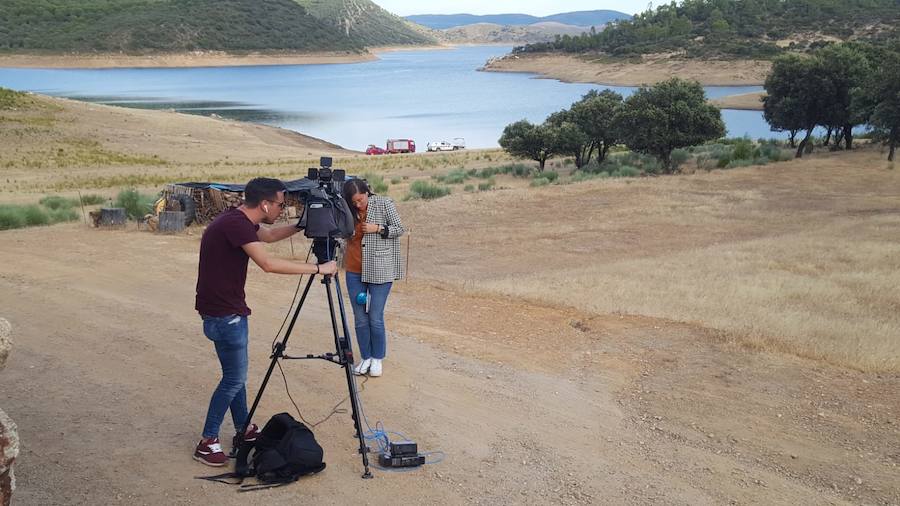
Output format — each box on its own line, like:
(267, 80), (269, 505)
(342, 179), (405, 377)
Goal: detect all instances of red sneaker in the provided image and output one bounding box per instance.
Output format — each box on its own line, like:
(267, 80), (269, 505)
(243, 423), (261, 443)
(230, 423), (261, 457)
(193, 437), (227, 467)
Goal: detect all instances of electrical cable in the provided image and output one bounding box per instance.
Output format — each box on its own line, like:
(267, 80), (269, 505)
(271, 244), (314, 351)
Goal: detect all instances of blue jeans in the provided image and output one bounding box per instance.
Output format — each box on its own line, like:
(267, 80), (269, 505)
(345, 272), (392, 360)
(201, 314), (249, 439)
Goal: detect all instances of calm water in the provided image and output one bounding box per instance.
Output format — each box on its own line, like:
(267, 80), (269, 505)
(0, 46), (778, 150)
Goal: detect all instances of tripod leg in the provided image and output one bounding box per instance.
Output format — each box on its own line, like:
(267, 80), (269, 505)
(235, 273), (317, 474)
(323, 274), (373, 479)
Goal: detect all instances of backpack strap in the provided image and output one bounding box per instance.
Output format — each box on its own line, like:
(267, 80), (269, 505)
(195, 472), (245, 486)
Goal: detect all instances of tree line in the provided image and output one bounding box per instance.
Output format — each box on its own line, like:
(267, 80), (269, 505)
(499, 78), (725, 174)
(515, 0), (900, 60)
(500, 42), (900, 170)
(764, 42), (900, 160)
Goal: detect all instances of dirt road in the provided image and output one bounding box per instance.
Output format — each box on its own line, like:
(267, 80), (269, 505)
(0, 218), (897, 505)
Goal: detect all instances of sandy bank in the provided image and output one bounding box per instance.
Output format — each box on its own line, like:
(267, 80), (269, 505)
(0, 51), (377, 69)
(710, 91), (766, 111)
(482, 52), (772, 87)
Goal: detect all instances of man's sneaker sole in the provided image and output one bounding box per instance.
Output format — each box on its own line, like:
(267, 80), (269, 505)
(193, 454), (227, 467)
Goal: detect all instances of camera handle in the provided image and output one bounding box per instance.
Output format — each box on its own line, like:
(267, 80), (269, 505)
(234, 271), (373, 479)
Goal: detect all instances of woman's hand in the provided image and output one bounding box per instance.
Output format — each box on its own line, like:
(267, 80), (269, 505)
(362, 223), (381, 234)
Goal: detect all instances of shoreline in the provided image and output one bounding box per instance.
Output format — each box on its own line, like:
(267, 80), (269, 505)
(481, 52), (771, 87)
(0, 51), (380, 69)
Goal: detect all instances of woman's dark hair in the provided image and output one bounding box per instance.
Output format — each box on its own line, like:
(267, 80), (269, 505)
(244, 177), (286, 207)
(343, 179), (372, 224)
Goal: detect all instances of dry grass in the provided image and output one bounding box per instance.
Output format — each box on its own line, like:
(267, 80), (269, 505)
(481, 217), (900, 372)
(401, 148), (900, 373)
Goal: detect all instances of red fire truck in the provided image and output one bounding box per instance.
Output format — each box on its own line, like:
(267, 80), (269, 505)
(386, 139), (416, 154)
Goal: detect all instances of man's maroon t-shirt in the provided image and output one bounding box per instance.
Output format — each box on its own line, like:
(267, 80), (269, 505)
(195, 208), (260, 317)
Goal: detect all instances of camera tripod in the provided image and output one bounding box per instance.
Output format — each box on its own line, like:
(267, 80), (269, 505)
(233, 241), (373, 479)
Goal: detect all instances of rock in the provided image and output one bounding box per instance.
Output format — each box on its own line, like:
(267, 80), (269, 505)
(0, 318), (17, 506)
(0, 409), (18, 506)
(0, 319), (9, 370)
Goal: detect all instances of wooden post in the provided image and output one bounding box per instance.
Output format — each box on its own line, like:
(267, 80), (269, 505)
(158, 211), (186, 233)
(99, 208), (126, 228)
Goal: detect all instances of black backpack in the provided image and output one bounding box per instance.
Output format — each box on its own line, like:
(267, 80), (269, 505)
(251, 413), (326, 484)
(199, 413), (326, 492)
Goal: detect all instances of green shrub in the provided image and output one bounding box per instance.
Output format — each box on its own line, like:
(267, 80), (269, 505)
(464, 184), (475, 192)
(0, 206), (26, 230)
(477, 166), (500, 178)
(0, 200), (83, 230)
(570, 171), (608, 183)
(23, 205), (50, 226)
(670, 148), (690, 169)
(731, 139), (755, 160)
(505, 163), (533, 178)
(114, 189), (157, 220)
(39, 195), (77, 210)
(435, 168), (469, 185)
(725, 158), (756, 169)
(477, 178), (495, 191)
(543, 171), (559, 182)
(611, 166), (641, 178)
(362, 173), (389, 194)
(79, 194), (107, 205)
(530, 177), (551, 187)
(390, 177), (401, 185)
(48, 207), (78, 223)
(405, 181), (451, 200)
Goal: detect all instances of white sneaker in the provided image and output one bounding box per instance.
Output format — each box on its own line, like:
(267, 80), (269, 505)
(353, 358), (372, 376)
(369, 359), (382, 377)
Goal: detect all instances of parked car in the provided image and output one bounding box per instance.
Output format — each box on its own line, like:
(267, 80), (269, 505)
(366, 144), (386, 155)
(452, 137), (466, 149)
(426, 141), (454, 152)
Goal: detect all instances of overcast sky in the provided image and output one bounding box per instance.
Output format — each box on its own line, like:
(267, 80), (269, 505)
(374, 1), (643, 17)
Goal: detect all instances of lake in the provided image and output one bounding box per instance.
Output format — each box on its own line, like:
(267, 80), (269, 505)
(0, 46), (778, 150)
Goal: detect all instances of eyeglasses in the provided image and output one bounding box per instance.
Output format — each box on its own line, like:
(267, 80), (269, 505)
(268, 199), (286, 210)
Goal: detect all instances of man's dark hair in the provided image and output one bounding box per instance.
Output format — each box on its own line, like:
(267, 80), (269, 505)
(245, 178), (286, 207)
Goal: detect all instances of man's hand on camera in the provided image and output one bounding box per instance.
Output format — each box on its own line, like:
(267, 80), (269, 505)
(362, 223), (380, 234)
(318, 261), (338, 275)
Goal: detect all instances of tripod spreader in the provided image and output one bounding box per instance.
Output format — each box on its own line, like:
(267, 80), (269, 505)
(234, 272), (373, 479)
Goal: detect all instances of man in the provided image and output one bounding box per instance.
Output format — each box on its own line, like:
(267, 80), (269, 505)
(193, 177), (337, 466)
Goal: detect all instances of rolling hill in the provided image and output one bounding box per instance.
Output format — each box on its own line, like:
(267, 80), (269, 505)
(406, 10), (631, 30)
(516, 0), (900, 59)
(435, 22), (591, 45)
(294, 0), (434, 46)
(0, 0), (432, 54)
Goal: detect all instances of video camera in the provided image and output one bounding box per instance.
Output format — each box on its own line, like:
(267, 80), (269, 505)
(306, 156), (346, 196)
(297, 157), (355, 262)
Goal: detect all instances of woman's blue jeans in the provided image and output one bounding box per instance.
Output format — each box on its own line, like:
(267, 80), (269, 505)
(201, 314), (249, 439)
(345, 272), (392, 360)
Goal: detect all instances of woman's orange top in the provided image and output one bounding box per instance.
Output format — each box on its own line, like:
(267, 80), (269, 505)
(344, 208), (366, 273)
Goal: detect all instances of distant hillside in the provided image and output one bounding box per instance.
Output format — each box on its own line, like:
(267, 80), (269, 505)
(294, 0), (434, 46)
(436, 22), (590, 45)
(406, 10), (631, 30)
(517, 0), (900, 59)
(0, 0), (432, 54)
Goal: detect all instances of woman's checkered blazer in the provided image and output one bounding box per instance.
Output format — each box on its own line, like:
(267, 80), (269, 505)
(360, 195), (405, 284)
